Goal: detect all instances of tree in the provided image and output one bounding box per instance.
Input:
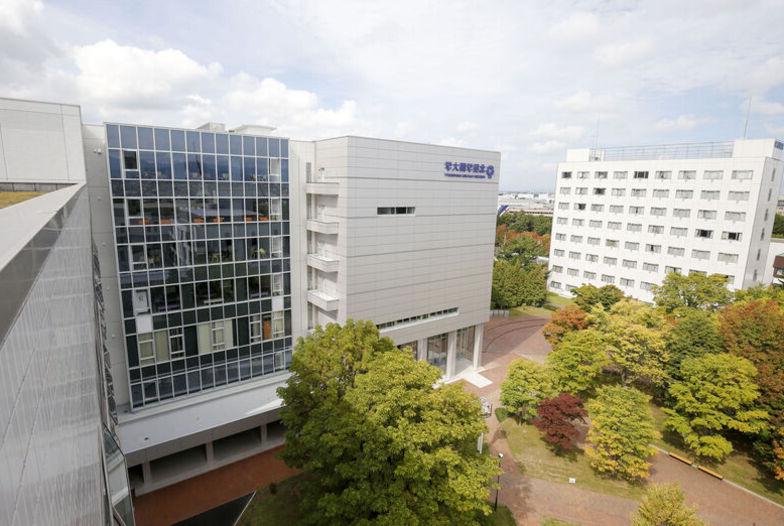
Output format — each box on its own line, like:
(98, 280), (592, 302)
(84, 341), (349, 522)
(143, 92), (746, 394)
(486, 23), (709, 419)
(533, 393), (587, 452)
(600, 300), (668, 386)
(718, 299), (784, 425)
(664, 353), (769, 461)
(279, 322), (500, 525)
(664, 310), (722, 381)
(652, 272), (732, 313)
(586, 385), (658, 481)
(773, 428), (784, 481)
(773, 212), (784, 238)
(497, 210), (552, 236)
(496, 235), (545, 266)
(631, 483), (705, 526)
(519, 263), (549, 306)
(491, 260), (548, 308)
(546, 329), (608, 397)
(571, 284), (625, 311)
(542, 304), (590, 347)
(734, 284), (784, 305)
(500, 359), (553, 422)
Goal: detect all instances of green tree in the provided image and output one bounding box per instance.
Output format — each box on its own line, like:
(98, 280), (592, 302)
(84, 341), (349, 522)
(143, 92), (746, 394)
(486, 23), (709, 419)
(600, 300), (668, 386)
(491, 260), (548, 308)
(652, 272), (733, 313)
(500, 359), (553, 422)
(734, 284), (784, 305)
(279, 322), (499, 525)
(546, 329), (608, 397)
(519, 263), (549, 306)
(496, 235), (545, 266)
(571, 284), (625, 311)
(773, 212), (784, 238)
(664, 353), (769, 461)
(631, 483), (705, 526)
(497, 210), (552, 236)
(664, 310), (722, 381)
(586, 385), (658, 481)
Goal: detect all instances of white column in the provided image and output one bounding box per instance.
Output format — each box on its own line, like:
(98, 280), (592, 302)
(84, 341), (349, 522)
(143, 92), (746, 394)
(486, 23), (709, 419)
(472, 323), (484, 369)
(446, 330), (457, 378)
(417, 337), (427, 361)
(205, 441), (215, 464)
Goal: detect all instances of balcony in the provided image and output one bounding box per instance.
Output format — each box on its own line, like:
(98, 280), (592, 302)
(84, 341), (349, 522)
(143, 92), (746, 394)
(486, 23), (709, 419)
(305, 181), (339, 195)
(306, 219), (338, 235)
(307, 253), (339, 273)
(307, 289), (339, 311)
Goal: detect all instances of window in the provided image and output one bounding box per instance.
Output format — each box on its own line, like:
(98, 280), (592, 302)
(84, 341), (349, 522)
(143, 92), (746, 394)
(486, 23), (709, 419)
(670, 227), (687, 237)
(269, 198), (282, 220)
(724, 211), (746, 221)
(620, 278), (635, 287)
(765, 209), (770, 220)
(673, 208), (690, 218)
(668, 246), (685, 256)
(131, 245), (147, 271)
(211, 321), (226, 351)
(690, 270), (707, 276)
(629, 206), (644, 215)
(271, 236), (283, 258)
(123, 150), (138, 170)
(377, 308), (459, 330)
(576, 187), (588, 195)
(557, 217), (568, 225)
(678, 170), (696, 180)
(643, 262), (659, 272)
(272, 273), (284, 296)
(640, 281), (655, 291)
(169, 328), (184, 358)
(691, 249), (710, 260)
(550, 281), (562, 289)
(648, 225), (664, 234)
(625, 241), (640, 251)
(653, 189), (669, 198)
(695, 229), (713, 239)
(555, 233), (566, 241)
(560, 187), (571, 195)
(601, 274), (615, 284)
(611, 188), (626, 197)
(717, 253), (739, 264)
(589, 220), (602, 228)
(622, 259), (637, 269)
(269, 159), (281, 181)
(609, 205), (624, 213)
(645, 244), (661, 254)
(591, 204), (604, 212)
(603, 256), (617, 265)
(138, 333), (154, 364)
(569, 251), (581, 260)
(613, 171), (628, 179)
(561, 171), (572, 179)
(722, 231), (742, 241)
(272, 311), (285, 338)
(675, 189), (693, 199)
(655, 171), (672, 180)
(570, 235), (583, 243)
(608, 221), (621, 230)
(593, 188), (606, 195)
(633, 171), (649, 179)
(577, 171), (589, 179)
(250, 314), (262, 343)
(558, 202), (569, 210)
(731, 170), (753, 180)
(554, 249), (565, 256)
(665, 266), (681, 274)
(572, 218), (584, 226)
(585, 253), (599, 262)
(606, 239), (619, 248)
(551, 265), (563, 273)
(632, 188), (647, 197)
(650, 207), (666, 216)
(627, 223), (642, 232)
(701, 190), (720, 200)
(703, 170), (723, 180)
(584, 271), (597, 279)
(595, 171), (608, 179)
(697, 209), (717, 220)
(567, 268), (579, 277)
(574, 203), (586, 210)
(587, 237), (600, 246)
(377, 206), (415, 215)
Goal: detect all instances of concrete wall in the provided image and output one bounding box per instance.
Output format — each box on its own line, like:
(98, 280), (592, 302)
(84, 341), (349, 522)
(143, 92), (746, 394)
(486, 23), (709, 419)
(0, 98), (86, 183)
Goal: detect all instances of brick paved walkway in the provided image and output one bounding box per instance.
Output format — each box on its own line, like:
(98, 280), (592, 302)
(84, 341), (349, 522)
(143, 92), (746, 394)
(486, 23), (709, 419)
(470, 316), (784, 526)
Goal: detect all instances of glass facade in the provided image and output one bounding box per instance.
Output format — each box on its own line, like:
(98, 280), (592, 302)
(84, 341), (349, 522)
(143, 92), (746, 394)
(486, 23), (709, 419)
(426, 333), (448, 372)
(105, 124), (293, 409)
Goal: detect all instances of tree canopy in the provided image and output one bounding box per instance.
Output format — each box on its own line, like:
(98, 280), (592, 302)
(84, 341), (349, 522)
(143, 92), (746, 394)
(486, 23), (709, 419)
(546, 329), (608, 397)
(500, 358), (553, 422)
(571, 284), (625, 311)
(496, 235), (546, 266)
(533, 393), (587, 452)
(664, 309), (722, 381)
(664, 353), (769, 461)
(491, 260), (548, 309)
(497, 210), (552, 236)
(652, 272), (733, 313)
(631, 483), (705, 526)
(542, 304), (590, 347)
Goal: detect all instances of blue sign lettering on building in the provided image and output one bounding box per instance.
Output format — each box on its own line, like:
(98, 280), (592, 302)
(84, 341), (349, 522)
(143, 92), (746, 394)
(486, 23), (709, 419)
(444, 161), (495, 179)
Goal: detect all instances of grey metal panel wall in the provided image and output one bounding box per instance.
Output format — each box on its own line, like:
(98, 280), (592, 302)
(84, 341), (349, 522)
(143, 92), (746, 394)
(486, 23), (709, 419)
(0, 190), (104, 525)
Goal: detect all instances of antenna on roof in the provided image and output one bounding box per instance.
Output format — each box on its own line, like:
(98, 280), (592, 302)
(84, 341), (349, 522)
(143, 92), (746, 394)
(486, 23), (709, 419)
(593, 113), (600, 149)
(743, 96), (753, 139)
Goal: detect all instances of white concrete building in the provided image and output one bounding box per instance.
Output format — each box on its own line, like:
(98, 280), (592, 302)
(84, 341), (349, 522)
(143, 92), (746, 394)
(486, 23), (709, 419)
(548, 139), (784, 302)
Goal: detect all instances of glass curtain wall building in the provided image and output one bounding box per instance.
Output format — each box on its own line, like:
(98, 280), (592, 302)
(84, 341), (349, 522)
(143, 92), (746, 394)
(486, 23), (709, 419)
(105, 124), (293, 409)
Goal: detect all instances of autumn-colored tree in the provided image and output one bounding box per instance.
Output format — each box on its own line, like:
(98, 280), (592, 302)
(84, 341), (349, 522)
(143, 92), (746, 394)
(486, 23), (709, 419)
(664, 309), (722, 381)
(571, 284), (625, 311)
(652, 272), (732, 313)
(546, 329), (608, 397)
(542, 304), (590, 346)
(586, 385), (658, 481)
(773, 428), (784, 481)
(664, 353), (769, 461)
(718, 299), (784, 425)
(533, 393), (587, 452)
(631, 483), (705, 526)
(500, 359), (553, 422)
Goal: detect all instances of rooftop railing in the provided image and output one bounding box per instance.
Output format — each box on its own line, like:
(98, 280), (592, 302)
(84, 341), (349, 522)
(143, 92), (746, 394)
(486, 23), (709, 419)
(589, 141), (734, 161)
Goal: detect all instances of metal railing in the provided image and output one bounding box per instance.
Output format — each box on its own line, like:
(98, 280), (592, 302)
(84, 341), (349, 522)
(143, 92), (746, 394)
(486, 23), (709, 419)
(589, 141), (734, 161)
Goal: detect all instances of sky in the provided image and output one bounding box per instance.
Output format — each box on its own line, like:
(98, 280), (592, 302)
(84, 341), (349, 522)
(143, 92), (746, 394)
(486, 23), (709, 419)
(1, 0), (784, 191)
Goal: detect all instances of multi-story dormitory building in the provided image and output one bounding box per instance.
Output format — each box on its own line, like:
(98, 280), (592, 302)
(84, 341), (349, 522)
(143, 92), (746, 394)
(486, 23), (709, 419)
(548, 139), (784, 302)
(0, 95), (499, 516)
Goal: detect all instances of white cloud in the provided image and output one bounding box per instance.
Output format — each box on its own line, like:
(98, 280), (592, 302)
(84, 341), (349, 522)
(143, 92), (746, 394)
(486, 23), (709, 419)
(654, 115), (699, 131)
(595, 38), (654, 67)
(553, 90), (616, 113)
(530, 123), (584, 141)
(0, 0), (43, 35)
(752, 98), (784, 116)
(548, 12), (599, 43)
(456, 121), (477, 133)
(529, 140), (565, 154)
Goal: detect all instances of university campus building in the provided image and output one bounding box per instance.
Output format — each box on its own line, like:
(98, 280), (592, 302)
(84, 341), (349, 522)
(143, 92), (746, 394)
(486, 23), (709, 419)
(0, 96), (499, 521)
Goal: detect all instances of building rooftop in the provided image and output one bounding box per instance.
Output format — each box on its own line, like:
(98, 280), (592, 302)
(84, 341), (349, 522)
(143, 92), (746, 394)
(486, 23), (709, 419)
(567, 138), (784, 163)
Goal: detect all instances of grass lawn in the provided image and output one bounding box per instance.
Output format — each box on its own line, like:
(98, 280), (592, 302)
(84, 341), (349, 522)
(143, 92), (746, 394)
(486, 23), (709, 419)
(511, 293), (573, 319)
(499, 416), (646, 500)
(0, 191), (42, 209)
(541, 519), (580, 526)
(238, 476), (519, 525)
(650, 405), (784, 506)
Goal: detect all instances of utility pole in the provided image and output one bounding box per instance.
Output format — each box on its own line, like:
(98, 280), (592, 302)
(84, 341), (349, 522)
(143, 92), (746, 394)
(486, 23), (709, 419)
(743, 96), (753, 139)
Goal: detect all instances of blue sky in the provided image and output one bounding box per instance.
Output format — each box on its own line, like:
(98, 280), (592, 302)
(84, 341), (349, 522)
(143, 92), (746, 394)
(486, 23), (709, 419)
(1, 0), (783, 191)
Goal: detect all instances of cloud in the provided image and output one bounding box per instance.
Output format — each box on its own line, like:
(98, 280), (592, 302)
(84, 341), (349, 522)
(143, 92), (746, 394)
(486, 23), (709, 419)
(531, 123), (585, 141)
(456, 121), (477, 133)
(553, 90), (616, 113)
(0, 0), (43, 35)
(654, 115), (700, 131)
(595, 38), (654, 67)
(530, 140), (566, 154)
(752, 98), (784, 116)
(548, 12), (599, 43)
